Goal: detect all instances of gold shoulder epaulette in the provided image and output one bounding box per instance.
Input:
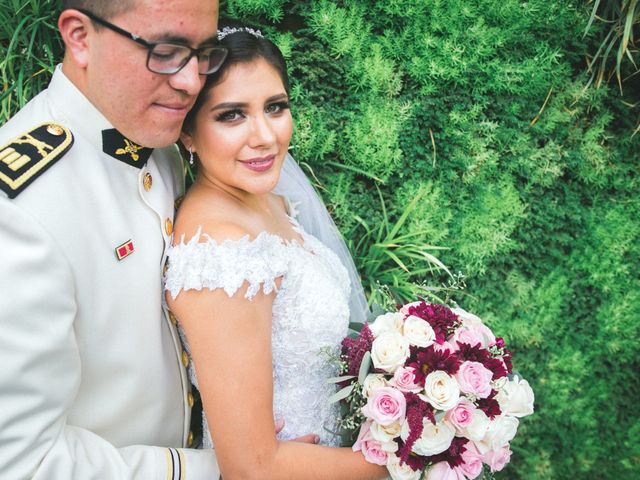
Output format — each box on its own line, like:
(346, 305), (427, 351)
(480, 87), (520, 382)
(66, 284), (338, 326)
(0, 123), (73, 198)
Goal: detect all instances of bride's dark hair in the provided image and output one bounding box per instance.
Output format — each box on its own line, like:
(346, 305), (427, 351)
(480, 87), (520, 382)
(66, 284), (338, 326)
(182, 20), (290, 134)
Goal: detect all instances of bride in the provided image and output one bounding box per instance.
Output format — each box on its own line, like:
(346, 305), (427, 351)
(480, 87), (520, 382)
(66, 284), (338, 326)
(164, 25), (387, 479)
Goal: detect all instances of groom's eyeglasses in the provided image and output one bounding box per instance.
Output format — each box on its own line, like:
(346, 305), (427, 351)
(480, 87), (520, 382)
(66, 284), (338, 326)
(78, 9), (228, 75)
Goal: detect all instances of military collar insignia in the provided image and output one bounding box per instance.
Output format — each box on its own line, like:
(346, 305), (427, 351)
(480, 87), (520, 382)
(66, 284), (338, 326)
(0, 123), (73, 198)
(102, 129), (153, 168)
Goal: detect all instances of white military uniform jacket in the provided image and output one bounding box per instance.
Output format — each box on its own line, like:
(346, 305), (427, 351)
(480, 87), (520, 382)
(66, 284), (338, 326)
(0, 66), (219, 479)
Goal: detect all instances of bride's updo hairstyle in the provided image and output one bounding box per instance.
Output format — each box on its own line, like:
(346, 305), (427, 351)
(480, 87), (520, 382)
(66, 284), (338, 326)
(182, 21), (290, 135)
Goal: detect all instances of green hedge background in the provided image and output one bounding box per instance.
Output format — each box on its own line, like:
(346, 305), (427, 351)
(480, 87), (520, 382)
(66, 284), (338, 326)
(2, 1), (638, 478)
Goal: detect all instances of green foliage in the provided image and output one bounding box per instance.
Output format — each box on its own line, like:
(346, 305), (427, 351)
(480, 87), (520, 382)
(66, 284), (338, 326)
(2, 0), (639, 478)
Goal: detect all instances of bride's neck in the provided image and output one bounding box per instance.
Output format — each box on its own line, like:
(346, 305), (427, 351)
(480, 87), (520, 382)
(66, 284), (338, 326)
(194, 172), (272, 213)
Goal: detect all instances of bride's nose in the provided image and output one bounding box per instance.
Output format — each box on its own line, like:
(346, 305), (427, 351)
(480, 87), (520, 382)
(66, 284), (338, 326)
(247, 113), (276, 148)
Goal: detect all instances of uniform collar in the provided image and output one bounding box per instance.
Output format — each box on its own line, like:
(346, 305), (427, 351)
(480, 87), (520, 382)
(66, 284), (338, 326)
(46, 66), (153, 168)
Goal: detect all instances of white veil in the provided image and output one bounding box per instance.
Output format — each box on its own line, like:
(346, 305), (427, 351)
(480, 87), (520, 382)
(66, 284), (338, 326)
(274, 154), (370, 324)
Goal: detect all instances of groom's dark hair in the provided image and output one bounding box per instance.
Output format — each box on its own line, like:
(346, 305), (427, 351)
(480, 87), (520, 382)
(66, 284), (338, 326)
(182, 19), (290, 135)
(61, 0), (134, 19)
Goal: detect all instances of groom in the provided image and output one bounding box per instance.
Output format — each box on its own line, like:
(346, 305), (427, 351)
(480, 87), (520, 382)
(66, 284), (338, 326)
(1, 1), (222, 478)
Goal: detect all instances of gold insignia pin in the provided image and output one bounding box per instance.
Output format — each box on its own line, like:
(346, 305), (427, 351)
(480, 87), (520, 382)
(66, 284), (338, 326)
(116, 139), (143, 162)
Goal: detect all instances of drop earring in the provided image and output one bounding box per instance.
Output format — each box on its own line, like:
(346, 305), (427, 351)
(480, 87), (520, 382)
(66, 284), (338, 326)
(188, 146), (194, 166)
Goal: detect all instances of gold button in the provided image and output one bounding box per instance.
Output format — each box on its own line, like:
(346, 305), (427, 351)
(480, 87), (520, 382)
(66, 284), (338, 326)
(46, 124), (64, 136)
(187, 392), (194, 408)
(168, 310), (177, 325)
(162, 259), (169, 276)
(181, 350), (189, 368)
(187, 430), (194, 447)
(143, 172), (153, 191)
(165, 218), (173, 236)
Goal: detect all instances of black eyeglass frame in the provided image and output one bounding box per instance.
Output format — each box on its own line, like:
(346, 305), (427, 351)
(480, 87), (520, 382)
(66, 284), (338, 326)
(77, 9), (228, 75)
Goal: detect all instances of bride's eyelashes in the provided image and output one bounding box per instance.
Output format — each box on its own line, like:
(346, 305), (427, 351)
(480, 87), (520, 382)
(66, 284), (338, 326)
(214, 101), (291, 123)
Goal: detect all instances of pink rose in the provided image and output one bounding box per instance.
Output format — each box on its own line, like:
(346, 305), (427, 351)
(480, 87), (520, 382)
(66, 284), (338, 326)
(399, 301), (422, 316)
(459, 442), (484, 479)
(456, 361), (493, 398)
(352, 420), (389, 466)
(483, 444), (512, 472)
(433, 340), (456, 354)
(425, 462), (466, 480)
(390, 367), (422, 393)
(362, 386), (406, 426)
(445, 398), (477, 433)
(450, 327), (485, 349)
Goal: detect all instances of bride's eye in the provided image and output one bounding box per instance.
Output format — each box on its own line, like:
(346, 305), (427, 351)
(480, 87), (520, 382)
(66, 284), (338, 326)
(265, 101), (290, 115)
(215, 109), (245, 122)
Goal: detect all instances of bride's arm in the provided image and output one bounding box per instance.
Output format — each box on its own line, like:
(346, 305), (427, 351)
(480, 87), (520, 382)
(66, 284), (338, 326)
(168, 283), (387, 480)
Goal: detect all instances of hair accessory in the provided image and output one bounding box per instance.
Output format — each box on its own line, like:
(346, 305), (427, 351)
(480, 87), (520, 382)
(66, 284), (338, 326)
(217, 26), (264, 41)
(188, 146), (194, 166)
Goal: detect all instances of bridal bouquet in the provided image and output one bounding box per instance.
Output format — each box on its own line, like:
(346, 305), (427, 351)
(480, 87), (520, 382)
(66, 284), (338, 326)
(331, 301), (534, 480)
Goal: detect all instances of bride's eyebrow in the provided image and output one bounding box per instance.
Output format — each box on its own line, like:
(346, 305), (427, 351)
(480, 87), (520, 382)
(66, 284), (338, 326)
(209, 93), (289, 112)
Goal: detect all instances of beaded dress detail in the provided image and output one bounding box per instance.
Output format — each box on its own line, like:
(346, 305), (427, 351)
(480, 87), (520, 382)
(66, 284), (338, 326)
(164, 210), (350, 448)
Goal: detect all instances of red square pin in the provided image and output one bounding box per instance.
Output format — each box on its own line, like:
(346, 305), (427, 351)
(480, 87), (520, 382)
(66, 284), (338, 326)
(115, 239), (135, 261)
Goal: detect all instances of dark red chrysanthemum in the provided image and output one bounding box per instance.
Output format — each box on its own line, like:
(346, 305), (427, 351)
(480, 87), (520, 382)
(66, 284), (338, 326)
(477, 389), (502, 419)
(409, 346), (461, 384)
(405, 302), (460, 344)
(428, 437), (469, 468)
(397, 393), (434, 467)
(341, 323), (374, 376)
(485, 356), (508, 380)
(456, 342), (491, 363)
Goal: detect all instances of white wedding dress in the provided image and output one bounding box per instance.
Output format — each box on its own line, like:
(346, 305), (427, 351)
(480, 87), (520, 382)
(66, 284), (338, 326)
(164, 207), (350, 448)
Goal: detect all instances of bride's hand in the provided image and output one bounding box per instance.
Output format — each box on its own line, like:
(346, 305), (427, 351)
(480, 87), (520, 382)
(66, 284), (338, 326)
(275, 418), (320, 444)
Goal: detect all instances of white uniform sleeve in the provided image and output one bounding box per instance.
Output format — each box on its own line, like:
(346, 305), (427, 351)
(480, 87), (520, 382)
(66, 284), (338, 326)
(0, 200), (219, 480)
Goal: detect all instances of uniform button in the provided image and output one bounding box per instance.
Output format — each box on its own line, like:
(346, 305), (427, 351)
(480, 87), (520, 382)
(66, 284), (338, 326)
(187, 392), (194, 408)
(165, 218), (173, 236)
(162, 259), (169, 276)
(168, 310), (177, 325)
(181, 350), (189, 368)
(143, 172), (153, 191)
(187, 430), (194, 447)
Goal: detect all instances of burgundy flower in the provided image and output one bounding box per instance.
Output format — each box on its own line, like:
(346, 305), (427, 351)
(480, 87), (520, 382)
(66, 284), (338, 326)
(477, 389), (502, 419)
(341, 323), (374, 376)
(409, 346), (460, 385)
(428, 437), (469, 468)
(456, 342), (491, 364)
(485, 356), (508, 380)
(406, 302), (460, 344)
(397, 393), (434, 467)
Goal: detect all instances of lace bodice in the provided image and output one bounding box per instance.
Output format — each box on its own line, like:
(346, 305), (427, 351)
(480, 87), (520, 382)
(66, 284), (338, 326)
(165, 216), (350, 448)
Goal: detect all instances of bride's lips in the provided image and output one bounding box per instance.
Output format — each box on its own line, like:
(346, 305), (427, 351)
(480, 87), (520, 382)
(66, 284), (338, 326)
(238, 154), (276, 172)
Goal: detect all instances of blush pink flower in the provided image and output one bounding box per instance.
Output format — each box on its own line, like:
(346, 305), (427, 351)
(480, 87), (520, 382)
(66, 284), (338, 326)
(390, 366), (422, 393)
(362, 386), (406, 426)
(352, 420), (389, 466)
(458, 442), (484, 479)
(483, 444), (512, 472)
(425, 461), (466, 480)
(450, 327), (486, 349)
(456, 361), (494, 398)
(445, 398), (477, 433)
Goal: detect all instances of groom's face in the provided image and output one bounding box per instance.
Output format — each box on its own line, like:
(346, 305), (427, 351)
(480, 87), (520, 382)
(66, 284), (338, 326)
(85, 0), (220, 147)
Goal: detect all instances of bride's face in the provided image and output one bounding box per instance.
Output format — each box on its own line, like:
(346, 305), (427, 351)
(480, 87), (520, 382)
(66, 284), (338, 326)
(182, 57), (293, 196)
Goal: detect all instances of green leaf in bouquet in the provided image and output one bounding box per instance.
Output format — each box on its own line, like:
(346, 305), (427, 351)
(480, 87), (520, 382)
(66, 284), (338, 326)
(357, 351), (372, 384)
(434, 410), (446, 423)
(348, 321), (364, 333)
(327, 375), (356, 384)
(329, 384), (354, 404)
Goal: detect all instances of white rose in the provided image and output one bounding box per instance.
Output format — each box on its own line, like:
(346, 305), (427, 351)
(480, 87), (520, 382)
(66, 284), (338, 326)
(464, 409), (490, 442)
(362, 374), (388, 398)
(410, 419), (456, 456)
(370, 419), (403, 444)
(386, 453), (422, 480)
(423, 371), (460, 410)
(451, 306), (483, 327)
(480, 415), (519, 452)
(495, 375), (535, 418)
(371, 332), (410, 373)
(402, 315), (436, 347)
(370, 312), (405, 337)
